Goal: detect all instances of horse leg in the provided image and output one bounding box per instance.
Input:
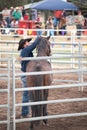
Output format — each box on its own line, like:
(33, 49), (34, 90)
(43, 104), (48, 124)
(30, 90), (38, 130)
(30, 106), (35, 130)
(43, 89), (48, 125)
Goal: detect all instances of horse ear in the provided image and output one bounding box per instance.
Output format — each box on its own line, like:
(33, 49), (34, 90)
(47, 36), (50, 40)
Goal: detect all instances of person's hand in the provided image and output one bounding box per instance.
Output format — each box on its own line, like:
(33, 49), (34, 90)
(17, 56), (23, 62)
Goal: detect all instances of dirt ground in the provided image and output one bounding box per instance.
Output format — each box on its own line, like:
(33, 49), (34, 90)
(0, 69), (87, 130)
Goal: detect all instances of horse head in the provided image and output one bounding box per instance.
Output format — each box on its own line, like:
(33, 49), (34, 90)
(36, 36), (51, 56)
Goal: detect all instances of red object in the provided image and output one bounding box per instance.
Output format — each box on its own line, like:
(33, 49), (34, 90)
(18, 20), (36, 35)
(17, 30), (24, 34)
(18, 20), (29, 28)
(84, 31), (87, 35)
(54, 10), (63, 18)
(29, 20), (36, 35)
(28, 20), (35, 28)
(24, 15), (29, 20)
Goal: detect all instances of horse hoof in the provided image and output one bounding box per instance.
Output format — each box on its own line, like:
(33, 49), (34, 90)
(42, 122), (49, 126)
(29, 126), (34, 130)
(46, 123), (49, 126)
(29, 128), (33, 130)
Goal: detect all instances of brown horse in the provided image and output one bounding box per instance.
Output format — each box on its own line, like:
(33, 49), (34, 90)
(26, 36), (53, 130)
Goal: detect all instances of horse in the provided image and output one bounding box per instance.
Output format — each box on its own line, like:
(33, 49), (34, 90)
(26, 36), (53, 130)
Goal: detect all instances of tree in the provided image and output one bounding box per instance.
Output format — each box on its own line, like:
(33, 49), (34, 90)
(0, 0), (28, 11)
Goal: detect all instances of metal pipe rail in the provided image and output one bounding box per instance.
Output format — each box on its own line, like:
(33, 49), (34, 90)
(0, 104), (8, 108)
(14, 69), (87, 77)
(14, 55), (87, 61)
(0, 59), (11, 130)
(15, 112), (87, 123)
(15, 82), (87, 91)
(15, 97), (87, 107)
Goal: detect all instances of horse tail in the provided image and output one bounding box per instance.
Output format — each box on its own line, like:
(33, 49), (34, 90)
(34, 63), (44, 126)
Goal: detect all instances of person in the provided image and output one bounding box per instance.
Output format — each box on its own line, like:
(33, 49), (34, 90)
(21, 6), (26, 19)
(46, 16), (54, 35)
(24, 12), (29, 20)
(54, 10), (63, 27)
(11, 18), (18, 28)
(35, 21), (42, 36)
(10, 7), (14, 21)
(59, 15), (66, 35)
(18, 37), (40, 117)
(46, 16), (55, 47)
(12, 7), (21, 21)
(75, 10), (85, 39)
(2, 7), (11, 28)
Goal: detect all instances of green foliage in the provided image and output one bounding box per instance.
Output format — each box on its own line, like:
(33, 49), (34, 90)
(68, 0), (87, 14)
(0, 0), (29, 11)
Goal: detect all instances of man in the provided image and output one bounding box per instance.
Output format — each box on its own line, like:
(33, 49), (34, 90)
(75, 10), (85, 39)
(18, 37), (40, 117)
(2, 7), (11, 28)
(12, 7), (21, 21)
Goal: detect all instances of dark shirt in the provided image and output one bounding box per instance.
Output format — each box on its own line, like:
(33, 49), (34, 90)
(20, 37), (39, 72)
(22, 9), (26, 17)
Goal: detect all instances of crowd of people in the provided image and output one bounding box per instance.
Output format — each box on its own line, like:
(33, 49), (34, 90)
(0, 6), (86, 38)
(0, 6), (28, 29)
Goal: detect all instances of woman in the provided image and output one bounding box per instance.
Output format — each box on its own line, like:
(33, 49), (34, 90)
(18, 37), (40, 117)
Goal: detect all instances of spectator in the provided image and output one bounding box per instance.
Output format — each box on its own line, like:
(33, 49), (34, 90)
(59, 15), (66, 35)
(0, 18), (8, 34)
(10, 7), (14, 21)
(11, 18), (18, 28)
(24, 12), (29, 20)
(17, 37), (40, 118)
(12, 7), (21, 21)
(2, 18), (7, 28)
(2, 7), (11, 28)
(35, 21), (42, 36)
(46, 16), (54, 35)
(46, 16), (55, 47)
(75, 10), (85, 39)
(54, 10), (63, 27)
(22, 6), (26, 19)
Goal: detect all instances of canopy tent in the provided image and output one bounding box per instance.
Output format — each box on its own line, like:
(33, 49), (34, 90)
(31, 0), (78, 11)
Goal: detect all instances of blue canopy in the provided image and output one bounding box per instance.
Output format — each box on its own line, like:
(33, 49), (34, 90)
(31, 0), (78, 11)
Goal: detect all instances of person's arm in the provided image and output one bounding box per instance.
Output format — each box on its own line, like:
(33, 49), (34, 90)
(26, 37), (40, 52)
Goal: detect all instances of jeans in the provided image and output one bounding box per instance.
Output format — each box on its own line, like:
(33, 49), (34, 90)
(5, 17), (11, 28)
(36, 30), (42, 36)
(76, 24), (82, 37)
(21, 75), (30, 116)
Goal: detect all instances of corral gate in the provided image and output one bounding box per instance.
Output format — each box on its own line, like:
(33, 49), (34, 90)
(0, 58), (11, 130)
(12, 56), (87, 130)
(0, 56), (87, 130)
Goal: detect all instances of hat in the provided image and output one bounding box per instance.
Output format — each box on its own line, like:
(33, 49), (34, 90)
(16, 7), (19, 10)
(18, 38), (32, 51)
(10, 7), (14, 9)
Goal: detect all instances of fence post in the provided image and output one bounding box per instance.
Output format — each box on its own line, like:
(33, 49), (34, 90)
(7, 59), (11, 130)
(12, 57), (16, 130)
(78, 42), (83, 91)
(70, 30), (76, 68)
